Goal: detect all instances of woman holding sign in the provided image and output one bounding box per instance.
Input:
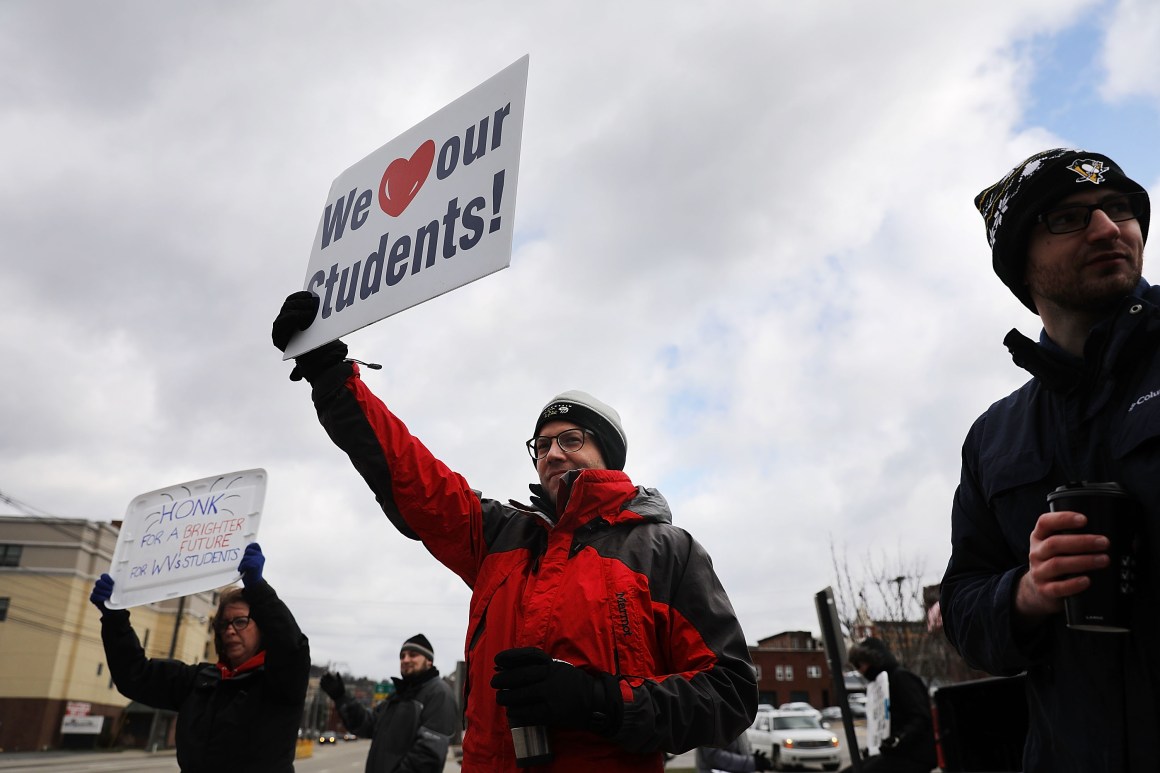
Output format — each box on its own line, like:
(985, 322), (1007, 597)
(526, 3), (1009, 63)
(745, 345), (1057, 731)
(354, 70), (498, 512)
(90, 542), (310, 773)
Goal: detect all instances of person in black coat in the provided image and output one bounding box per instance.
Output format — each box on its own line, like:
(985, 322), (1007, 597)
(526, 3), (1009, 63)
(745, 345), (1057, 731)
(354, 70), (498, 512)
(844, 638), (936, 773)
(91, 543), (311, 773)
(320, 633), (457, 773)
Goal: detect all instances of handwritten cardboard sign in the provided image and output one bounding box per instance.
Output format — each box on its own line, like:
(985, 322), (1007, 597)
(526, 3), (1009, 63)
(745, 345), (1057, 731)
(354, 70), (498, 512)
(283, 55), (529, 359)
(106, 469), (266, 609)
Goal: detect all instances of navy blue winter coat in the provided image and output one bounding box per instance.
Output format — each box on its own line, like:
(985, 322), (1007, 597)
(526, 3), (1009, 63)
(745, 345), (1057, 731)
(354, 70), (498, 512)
(941, 281), (1160, 773)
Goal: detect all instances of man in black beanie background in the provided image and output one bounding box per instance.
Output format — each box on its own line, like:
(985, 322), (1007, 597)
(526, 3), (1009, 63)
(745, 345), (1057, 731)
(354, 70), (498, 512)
(320, 633), (456, 773)
(270, 299), (757, 772)
(940, 148), (1158, 772)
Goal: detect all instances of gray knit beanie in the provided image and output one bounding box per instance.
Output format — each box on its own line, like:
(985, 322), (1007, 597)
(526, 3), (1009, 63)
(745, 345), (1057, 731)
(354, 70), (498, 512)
(533, 390), (627, 471)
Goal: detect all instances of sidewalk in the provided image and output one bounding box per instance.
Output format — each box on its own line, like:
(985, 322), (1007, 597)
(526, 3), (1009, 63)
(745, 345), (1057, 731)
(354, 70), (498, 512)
(0, 748), (177, 769)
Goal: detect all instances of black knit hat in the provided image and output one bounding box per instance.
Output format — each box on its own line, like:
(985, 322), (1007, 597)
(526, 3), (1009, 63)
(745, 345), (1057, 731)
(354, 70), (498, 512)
(400, 633), (434, 661)
(975, 148), (1150, 313)
(533, 390), (628, 471)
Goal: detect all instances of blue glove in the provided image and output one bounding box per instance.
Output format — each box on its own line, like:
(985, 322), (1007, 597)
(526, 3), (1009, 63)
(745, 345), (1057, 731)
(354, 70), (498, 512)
(491, 647), (620, 735)
(239, 542), (265, 587)
(90, 573), (114, 611)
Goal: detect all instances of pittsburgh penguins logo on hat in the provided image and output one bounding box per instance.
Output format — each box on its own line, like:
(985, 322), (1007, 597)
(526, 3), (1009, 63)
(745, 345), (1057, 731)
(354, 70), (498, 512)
(1066, 158), (1109, 185)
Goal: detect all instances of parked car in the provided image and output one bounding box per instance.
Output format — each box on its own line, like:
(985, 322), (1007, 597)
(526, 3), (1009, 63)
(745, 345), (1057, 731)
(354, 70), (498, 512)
(317, 731), (337, 744)
(747, 710), (841, 771)
(821, 702), (865, 720)
(778, 701), (822, 720)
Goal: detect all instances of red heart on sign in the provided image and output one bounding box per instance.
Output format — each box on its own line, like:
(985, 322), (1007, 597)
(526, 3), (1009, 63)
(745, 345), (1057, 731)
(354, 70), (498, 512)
(378, 140), (436, 217)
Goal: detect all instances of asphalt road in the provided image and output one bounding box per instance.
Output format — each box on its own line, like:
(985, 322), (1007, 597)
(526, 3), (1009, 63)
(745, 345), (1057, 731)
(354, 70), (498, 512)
(0, 722), (867, 772)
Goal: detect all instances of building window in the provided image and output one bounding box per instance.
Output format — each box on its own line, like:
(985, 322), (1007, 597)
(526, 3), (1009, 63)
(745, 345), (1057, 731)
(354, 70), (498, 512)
(775, 665), (785, 681)
(807, 665), (822, 678)
(0, 545), (21, 567)
(784, 665), (794, 680)
(754, 664), (762, 680)
(0, 597), (8, 621)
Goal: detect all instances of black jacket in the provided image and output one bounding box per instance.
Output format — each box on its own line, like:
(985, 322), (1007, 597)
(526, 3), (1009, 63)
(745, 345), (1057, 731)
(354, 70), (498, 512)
(334, 666), (456, 773)
(941, 281), (1160, 772)
(101, 581), (311, 772)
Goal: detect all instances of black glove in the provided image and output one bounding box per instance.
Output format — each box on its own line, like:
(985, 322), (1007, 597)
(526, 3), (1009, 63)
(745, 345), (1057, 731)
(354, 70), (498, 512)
(491, 647), (620, 735)
(752, 749), (773, 771)
(90, 573), (115, 611)
(238, 542), (265, 587)
(272, 291), (320, 351)
(272, 291), (349, 382)
(320, 671), (346, 702)
(880, 734), (902, 752)
(289, 340), (348, 383)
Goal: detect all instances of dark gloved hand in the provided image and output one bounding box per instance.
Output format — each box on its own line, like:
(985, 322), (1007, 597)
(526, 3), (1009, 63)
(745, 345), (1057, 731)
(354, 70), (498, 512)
(880, 734), (902, 752)
(320, 671), (346, 702)
(238, 542), (265, 587)
(752, 749), (773, 771)
(272, 291), (350, 383)
(90, 573), (115, 611)
(289, 340), (348, 383)
(272, 291), (320, 351)
(491, 647), (619, 734)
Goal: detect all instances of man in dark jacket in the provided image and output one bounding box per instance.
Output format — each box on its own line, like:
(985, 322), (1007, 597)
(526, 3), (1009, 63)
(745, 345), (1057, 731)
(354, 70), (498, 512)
(320, 633), (456, 773)
(90, 542), (311, 773)
(940, 148), (1159, 772)
(271, 297), (759, 772)
(843, 638), (935, 773)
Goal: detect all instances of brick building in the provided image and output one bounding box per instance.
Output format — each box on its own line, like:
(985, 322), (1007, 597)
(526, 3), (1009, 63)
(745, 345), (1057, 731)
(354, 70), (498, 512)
(749, 630), (837, 709)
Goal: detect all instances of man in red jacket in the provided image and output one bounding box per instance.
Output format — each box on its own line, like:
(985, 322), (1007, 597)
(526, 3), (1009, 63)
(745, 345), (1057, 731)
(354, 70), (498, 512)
(272, 293), (758, 772)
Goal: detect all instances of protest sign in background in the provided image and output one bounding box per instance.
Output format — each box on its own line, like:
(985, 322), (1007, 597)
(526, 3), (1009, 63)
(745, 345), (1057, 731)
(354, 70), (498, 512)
(284, 55), (529, 359)
(106, 469), (266, 608)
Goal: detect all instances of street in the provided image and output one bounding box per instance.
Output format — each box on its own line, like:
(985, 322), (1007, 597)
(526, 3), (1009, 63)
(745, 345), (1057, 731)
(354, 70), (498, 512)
(0, 723), (865, 772)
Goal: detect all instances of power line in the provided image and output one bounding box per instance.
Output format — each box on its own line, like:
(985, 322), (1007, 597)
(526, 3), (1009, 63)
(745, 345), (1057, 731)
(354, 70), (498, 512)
(0, 487), (63, 518)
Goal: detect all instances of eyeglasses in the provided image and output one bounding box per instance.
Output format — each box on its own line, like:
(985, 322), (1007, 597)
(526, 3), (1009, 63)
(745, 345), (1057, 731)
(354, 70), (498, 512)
(215, 616), (252, 633)
(525, 428), (594, 460)
(1037, 192), (1147, 235)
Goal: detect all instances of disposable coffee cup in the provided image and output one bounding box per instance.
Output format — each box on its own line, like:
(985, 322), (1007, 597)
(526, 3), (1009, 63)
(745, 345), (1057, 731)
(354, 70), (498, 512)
(510, 724), (552, 767)
(1047, 482), (1139, 633)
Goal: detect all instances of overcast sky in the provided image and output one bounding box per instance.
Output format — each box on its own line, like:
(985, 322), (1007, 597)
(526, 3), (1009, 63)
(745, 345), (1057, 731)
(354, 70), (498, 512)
(3, 0), (1159, 681)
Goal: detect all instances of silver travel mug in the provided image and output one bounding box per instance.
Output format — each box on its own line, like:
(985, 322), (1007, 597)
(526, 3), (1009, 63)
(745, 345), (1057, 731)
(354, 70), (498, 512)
(510, 723), (552, 767)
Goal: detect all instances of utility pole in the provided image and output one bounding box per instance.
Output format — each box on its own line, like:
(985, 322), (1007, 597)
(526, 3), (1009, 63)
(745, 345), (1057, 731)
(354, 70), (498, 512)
(145, 597), (186, 751)
(892, 575), (906, 620)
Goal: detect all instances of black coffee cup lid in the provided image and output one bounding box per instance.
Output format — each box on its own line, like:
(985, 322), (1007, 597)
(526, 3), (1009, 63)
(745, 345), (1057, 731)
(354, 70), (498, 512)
(1047, 481), (1131, 501)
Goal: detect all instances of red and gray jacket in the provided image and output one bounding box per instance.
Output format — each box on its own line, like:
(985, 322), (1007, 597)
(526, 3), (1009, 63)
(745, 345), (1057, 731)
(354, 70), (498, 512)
(311, 363), (758, 772)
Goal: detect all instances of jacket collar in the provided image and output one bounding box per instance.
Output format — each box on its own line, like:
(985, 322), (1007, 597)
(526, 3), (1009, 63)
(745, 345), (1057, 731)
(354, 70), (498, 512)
(393, 665), (440, 695)
(1005, 280), (1159, 392)
(524, 470), (673, 528)
(215, 649), (267, 680)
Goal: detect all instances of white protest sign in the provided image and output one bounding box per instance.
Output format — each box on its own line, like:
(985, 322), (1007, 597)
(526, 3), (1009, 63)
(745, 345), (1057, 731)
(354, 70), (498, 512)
(105, 469), (266, 609)
(283, 55), (529, 359)
(865, 670), (890, 754)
